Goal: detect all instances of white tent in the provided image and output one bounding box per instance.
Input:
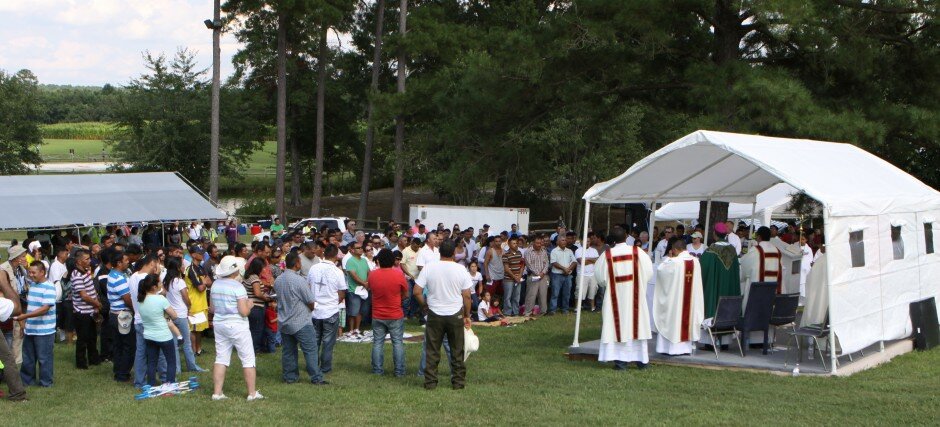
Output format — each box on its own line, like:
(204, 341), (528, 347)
(573, 130), (940, 373)
(0, 172), (228, 230)
(655, 183), (797, 226)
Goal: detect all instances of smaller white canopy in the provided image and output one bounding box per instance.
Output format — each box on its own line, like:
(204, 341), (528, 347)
(0, 172), (228, 230)
(655, 183), (797, 223)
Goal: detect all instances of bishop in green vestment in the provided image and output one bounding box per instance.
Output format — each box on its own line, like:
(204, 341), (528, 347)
(700, 224), (741, 318)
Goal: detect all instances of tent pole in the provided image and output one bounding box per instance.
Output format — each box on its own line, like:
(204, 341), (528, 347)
(573, 200), (591, 347)
(823, 208), (837, 375)
(606, 205), (611, 232)
(647, 200), (657, 255)
(76, 226), (82, 246)
(750, 202), (757, 238)
(703, 199), (712, 246)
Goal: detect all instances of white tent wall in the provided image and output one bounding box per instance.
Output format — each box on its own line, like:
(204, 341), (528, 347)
(916, 213), (940, 313)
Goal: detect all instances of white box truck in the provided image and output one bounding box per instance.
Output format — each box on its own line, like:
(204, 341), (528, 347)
(409, 204), (531, 234)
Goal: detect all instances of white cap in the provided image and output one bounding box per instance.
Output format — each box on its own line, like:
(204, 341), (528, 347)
(216, 256), (246, 278)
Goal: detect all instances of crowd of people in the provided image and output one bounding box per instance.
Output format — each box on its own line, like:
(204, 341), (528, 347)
(0, 217), (824, 400)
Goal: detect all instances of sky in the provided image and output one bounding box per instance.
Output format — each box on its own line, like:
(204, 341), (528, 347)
(0, 0), (243, 86)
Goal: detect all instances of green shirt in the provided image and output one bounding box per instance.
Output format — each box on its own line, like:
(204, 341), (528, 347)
(345, 256), (369, 293)
(139, 294), (173, 342)
(270, 224), (285, 237)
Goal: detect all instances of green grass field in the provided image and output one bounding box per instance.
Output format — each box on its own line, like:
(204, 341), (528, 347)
(4, 314), (938, 424)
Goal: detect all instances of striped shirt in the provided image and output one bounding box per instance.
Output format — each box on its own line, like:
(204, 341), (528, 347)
(25, 281), (57, 336)
(243, 274), (267, 308)
(71, 269), (98, 314)
(211, 278), (248, 324)
(107, 269), (131, 312)
(501, 249), (525, 279)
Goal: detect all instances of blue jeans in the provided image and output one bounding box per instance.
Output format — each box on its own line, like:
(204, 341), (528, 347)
(281, 323), (323, 383)
(134, 325), (166, 388)
(172, 318), (202, 372)
(502, 281), (521, 315)
(403, 279), (417, 317)
(262, 327), (280, 353)
(248, 306), (266, 353)
(20, 333), (55, 387)
(312, 313), (339, 373)
(550, 273), (573, 313)
(418, 335), (451, 377)
(371, 318), (405, 376)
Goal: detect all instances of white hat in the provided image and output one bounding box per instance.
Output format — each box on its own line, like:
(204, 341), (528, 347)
(464, 327), (479, 361)
(117, 310), (134, 335)
(7, 245), (26, 261)
(216, 256), (246, 278)
(354, 285), (369, 299)
(28, 241), (42, 252)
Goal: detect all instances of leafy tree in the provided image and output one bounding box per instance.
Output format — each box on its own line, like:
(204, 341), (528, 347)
(107, 49), (265, 189)
(0, 69), (43, 174)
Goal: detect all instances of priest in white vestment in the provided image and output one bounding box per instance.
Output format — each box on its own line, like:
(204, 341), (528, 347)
(595, 228), (654, 369)
(801, 250), (828, 327)
(768, 233), (804, 296)
(653, 238), (704, 355)
(740, 226), (783, 310)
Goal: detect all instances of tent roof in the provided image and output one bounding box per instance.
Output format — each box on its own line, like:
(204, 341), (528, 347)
(583, 130), (940, 217)
(656, 183), (797, 221)
(0, 172), (228, 230)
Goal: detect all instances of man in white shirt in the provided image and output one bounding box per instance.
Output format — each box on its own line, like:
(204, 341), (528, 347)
(307, 244), (347, 374)
(48, 247), (69, 284)
(574, 233), (601, 312)
(416, 232), (441, 272)
(414, 239), (472, 390)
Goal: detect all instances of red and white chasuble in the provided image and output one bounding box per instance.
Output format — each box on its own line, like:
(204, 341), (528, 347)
(740, 241), (782, 310)
(653, 252), (704, 355)
(594, 243), (653, 362)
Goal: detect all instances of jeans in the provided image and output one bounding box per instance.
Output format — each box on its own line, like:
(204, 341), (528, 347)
(418, 335), (451, 377)
(20, 333), (55, 387)
(262, 327), (279, 353)
(109, 312), (136, 382)
(423, 312), (466, 389)
(403, 279), (417, 317)
(502, 281), (521, 315)
(74, 312), (100, 368)
(134, 324), (166, 388)
(281, 323), (323, 383)
(550, 273), (573, 313)
(0, 329), (27, 399)
(312, 313), (339, 373)
(248, 306), (266, 353)
(372, 318), (405, 376)
(97, 281), (112, 359)
(172, 317), (201, 372)
(145, 339), (177, 386)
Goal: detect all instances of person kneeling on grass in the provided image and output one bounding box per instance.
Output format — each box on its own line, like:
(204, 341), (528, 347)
(476, 291), (504, 323)
(137, 274), (178, 387)
(211, 256), (263, 401)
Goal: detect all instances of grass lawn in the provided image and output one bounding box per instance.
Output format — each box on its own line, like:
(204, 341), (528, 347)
(4, 313), (938, 424)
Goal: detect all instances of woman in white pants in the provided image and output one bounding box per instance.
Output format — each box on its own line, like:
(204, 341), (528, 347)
(210, 256), (263, 401)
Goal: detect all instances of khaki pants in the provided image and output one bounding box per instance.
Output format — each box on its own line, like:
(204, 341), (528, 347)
(13, 320), (23, 365)
(524, 275), (549, 316)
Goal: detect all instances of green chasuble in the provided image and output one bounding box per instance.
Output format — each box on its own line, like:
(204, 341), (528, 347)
(700, 241), (741, 318)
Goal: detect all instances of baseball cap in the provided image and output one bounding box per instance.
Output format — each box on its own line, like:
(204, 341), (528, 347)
(117, 311), (133, 334)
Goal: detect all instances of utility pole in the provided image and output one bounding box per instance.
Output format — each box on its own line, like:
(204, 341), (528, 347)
(208, 0), (221, 202)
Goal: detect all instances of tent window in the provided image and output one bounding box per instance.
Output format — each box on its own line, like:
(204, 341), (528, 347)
(849, 230), (865, 267)
(891, 226), (904, 260)
(927, 223), (935, 255)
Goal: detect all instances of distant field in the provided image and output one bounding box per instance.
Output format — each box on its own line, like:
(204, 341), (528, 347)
(40, 121), (117, 140)
(41, 138), (276, 170)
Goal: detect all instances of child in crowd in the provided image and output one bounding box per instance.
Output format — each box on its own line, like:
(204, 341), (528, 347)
(263, 300), (280, 353)
(468, 263), (483, 313)
(476, 291), (504, 323)
(137, 274), (178, 386)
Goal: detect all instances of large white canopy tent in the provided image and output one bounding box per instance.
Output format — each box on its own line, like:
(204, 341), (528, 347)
(0, 172), (228, 231)
(573, 130), (940, 373)
(654, 182), (798, 227)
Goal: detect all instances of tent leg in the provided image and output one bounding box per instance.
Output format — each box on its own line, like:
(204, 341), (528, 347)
(76, 226), (82, 246)
(750, 202), (757, 237)
(573, 201), (591, 347)
(880, 340), (885, 352)
(703, 199), (712, 246)
(647, 200), (657, 255)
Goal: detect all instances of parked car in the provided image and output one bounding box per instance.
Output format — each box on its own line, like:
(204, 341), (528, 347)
(253, 216), (350, 242)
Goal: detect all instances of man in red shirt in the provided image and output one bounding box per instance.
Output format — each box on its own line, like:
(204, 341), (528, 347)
(368, 249), (409, 377)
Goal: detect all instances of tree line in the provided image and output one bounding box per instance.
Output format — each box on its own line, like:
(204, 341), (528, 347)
(1, 0), (937, 229)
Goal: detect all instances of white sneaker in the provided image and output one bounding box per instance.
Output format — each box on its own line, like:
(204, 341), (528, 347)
(211, 394), (228, 401)
(247, 391), (265, 401)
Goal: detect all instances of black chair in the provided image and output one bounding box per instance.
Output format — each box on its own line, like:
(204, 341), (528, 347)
(738, 282), (776, 355)
(703, 296), (744, 359)
(769, 293), (800, 349)
(785, 314), (831, 371)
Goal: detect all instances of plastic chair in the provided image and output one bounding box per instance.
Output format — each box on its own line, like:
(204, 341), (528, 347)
(703, 296), (744, 359)
(769, 293), (800, 349)
(738, 282), (776, 355)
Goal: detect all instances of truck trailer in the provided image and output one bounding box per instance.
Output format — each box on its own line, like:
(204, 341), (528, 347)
(408, 204), (530, 234)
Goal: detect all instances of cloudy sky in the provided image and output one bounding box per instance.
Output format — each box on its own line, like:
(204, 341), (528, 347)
(0, 0), (243, 86)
